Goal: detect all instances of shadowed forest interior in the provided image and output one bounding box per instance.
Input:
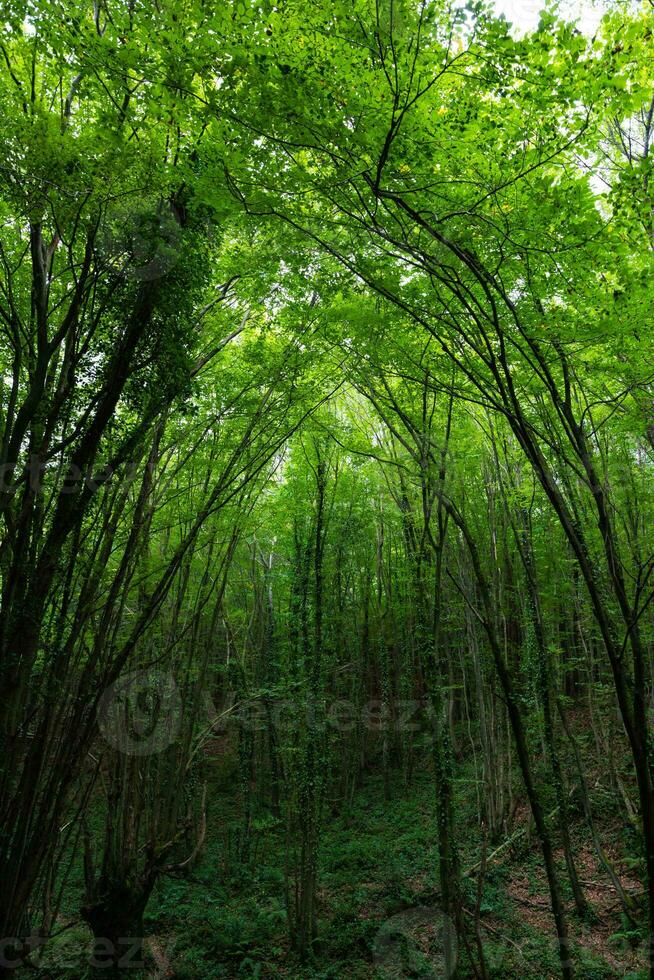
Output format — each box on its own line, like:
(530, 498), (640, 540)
(1, 0), (654, 977)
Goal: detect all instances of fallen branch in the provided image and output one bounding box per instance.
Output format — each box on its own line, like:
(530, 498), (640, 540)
(464, 791), (575, 877)
(463, 907), (528, 961)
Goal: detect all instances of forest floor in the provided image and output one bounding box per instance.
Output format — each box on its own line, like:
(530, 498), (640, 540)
(17, 748), (650, 979)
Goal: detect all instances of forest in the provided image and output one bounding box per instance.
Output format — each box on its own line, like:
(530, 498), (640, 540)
(0, 0), (653, 977)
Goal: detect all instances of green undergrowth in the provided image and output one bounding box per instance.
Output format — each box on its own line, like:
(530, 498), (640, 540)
(15, 758), (648, 978)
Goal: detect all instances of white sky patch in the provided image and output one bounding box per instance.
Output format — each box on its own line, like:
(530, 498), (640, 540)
(491, 0), (607, 35)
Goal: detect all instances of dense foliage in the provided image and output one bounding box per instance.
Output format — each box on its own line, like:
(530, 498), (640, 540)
(1, 0), (653, 976)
